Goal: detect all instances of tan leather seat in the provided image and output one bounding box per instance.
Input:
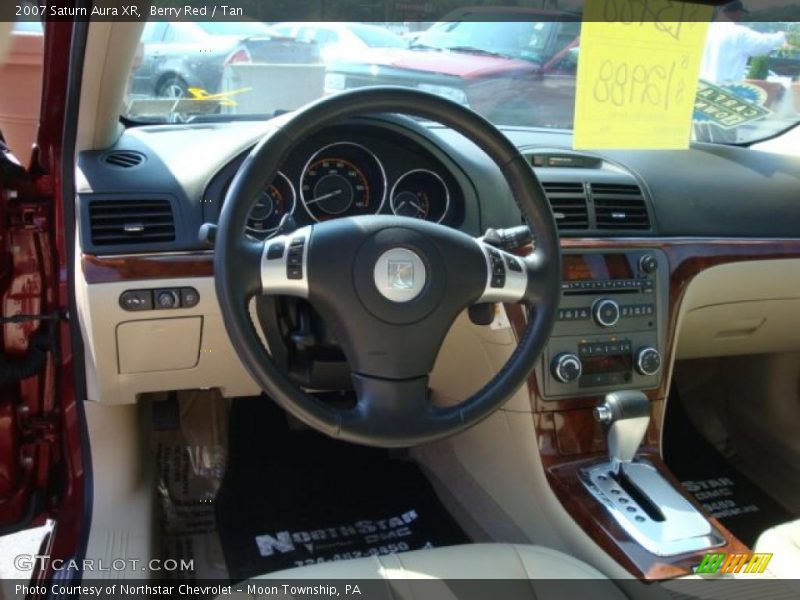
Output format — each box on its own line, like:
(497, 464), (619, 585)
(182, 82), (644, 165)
(245, 543), (627, 599)
(755, 519), (800, 584)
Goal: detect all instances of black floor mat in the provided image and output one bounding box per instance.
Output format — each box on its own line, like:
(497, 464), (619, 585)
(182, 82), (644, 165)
(663, 388), (792, 547)
(215, 396), (469, 581)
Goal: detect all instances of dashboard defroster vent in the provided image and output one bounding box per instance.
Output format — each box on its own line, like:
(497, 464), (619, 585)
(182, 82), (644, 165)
(542, 182), (589, 231)
(102, 150), (145, 169)
(88, 199), (175, 246)
(592, 183), (651, 230)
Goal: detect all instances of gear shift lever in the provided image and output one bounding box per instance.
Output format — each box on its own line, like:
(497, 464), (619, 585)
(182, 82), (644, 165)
(594, 390), (650, 476)
(584, 390), (719, 556)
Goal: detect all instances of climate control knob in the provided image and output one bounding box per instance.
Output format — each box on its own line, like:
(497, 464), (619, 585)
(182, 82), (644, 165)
(592, 298), (620, 328)
(635, 347), (662, 376)
(551, 353), (583, 384)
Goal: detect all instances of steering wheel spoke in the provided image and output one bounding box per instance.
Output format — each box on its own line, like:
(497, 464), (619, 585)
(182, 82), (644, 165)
(474, 239), (529, 304)
(347, 374), (432, 440)
(474, 239), (557, 306)
(225, 237), (268, 299)
(260, 225), (313, 298)
(520, 247), (556, 305)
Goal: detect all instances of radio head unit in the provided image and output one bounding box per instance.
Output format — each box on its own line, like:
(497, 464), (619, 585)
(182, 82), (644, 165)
(538, 249), (668, 400)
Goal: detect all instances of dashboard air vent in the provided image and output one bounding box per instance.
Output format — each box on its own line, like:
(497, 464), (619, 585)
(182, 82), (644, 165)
(102, 150), (145, 169)
(88, 199), (175, 246)
(592, 183), (651, 230)
(542, 182), (589, 230)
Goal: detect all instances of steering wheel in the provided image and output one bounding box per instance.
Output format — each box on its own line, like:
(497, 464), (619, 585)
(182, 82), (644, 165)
(215, 87), (560, 447)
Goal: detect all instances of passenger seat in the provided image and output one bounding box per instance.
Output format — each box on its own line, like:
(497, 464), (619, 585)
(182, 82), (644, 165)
(755, 520), (800, 588)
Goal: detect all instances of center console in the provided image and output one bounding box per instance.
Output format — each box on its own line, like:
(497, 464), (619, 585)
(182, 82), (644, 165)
(515, 241), (757, 579)
(537, 249), (669, 399)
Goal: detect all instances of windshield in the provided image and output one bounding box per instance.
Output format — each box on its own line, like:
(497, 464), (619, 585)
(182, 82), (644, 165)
(123, 19), (800, 145)
(195, 22), (275, 37)
(349, 24), (408, 48)
(414, 21), (556, 61)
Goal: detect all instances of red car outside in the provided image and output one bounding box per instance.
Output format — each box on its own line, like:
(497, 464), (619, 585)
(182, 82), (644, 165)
(324, 11), (580, 128)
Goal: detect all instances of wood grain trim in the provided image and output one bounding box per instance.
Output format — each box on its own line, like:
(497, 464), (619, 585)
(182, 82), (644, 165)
(543, 444), (750, 580)
(517, 237), (800, 579)
(82, 253), (214, 284)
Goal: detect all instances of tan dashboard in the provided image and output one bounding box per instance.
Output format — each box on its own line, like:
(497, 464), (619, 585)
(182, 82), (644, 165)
(78, 238), (800, 408)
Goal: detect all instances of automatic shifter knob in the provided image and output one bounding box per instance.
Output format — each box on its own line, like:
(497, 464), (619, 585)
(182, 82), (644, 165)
(594, 391), (650, 475)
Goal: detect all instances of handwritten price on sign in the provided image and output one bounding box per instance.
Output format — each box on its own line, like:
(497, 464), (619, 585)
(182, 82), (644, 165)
(599, 0), (709, 41)
(592, 56), (692, 111)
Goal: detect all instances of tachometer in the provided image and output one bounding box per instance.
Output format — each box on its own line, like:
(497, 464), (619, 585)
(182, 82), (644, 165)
(300, 142), (386, 222)
(247, 172), (296, 239)
(390, 169), (450, 223)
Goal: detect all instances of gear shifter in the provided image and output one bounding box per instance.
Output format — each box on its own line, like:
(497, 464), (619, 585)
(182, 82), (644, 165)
(593, 390), (650, 476)
(582, 390), (721, 556)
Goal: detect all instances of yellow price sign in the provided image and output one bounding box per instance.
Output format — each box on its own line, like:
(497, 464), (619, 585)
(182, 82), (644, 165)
(573, 0), (712, 149)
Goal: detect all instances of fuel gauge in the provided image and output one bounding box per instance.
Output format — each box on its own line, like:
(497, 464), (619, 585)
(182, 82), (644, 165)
(390, 169), (449, 223)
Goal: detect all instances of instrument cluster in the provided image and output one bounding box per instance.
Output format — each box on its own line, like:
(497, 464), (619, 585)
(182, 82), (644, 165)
(245, 140), (455, 240)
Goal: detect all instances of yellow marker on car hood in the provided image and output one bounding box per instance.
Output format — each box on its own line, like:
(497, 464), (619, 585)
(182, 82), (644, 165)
(574, 0), (711, 150)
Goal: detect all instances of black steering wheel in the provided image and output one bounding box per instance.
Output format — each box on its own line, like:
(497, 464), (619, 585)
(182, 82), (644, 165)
(215, 87), (560, 447)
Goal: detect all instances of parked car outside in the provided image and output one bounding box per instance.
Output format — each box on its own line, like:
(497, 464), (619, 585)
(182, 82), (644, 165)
(129, 21), (320, 99)
(270, 22), (408, 63)
(322, 9), (580, 128)
(767, 51), (800, 78)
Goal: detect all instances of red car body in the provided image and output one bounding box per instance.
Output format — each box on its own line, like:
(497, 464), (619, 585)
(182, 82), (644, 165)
(326, 11), (580, 127)
(0, 20), (85, 586)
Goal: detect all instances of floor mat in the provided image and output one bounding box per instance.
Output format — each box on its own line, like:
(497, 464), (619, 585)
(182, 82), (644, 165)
(663, 388), (792, 547)
(150, 391), (231, 580)
(215, 396), (469, 581)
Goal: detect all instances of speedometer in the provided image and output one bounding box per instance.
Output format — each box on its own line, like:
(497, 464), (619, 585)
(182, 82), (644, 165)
(300, 142), (386, 222)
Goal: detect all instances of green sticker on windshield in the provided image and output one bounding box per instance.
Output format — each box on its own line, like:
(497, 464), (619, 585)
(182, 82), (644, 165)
(693, 81), (772, 129)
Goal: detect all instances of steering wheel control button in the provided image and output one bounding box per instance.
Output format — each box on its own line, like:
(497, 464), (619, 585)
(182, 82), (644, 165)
(476, 241), (529, 304)
(488, 248), (507, 288)
(180, 287), (200, 308)
(635, 347), (662, 376)
(373, 248), (426, 303)
(505, 255), (523, 272)
(287, 250), (303, 267)
(259, 225), (312, 297)
(593, 298), (621, 328)
(551, 353), (583, 383)
(286, 236), (306, 280)
(119, 289), (153, 311)
(155, 289), (180, 310)
(266, 242), (285, 260)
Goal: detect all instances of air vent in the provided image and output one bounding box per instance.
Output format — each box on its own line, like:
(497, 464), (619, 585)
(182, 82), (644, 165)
(542, 182), (589, 230)
(102, 150), (145, 169)
(592, 183), (651, 230)
(88, 199), (175, 246)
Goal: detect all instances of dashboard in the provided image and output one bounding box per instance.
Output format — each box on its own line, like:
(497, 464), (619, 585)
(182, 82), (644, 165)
(76, 115), (800, 258)
(76, 117), (486, 257)
(74, 113), (800, 406)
